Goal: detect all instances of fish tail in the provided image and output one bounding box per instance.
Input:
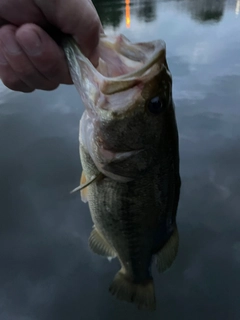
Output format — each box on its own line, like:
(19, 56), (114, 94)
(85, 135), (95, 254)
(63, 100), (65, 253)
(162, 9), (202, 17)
(109, 269), (156, 311)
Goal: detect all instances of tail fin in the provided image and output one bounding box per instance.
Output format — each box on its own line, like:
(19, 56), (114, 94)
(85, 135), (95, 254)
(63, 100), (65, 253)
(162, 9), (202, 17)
(109, 269), (156, 311)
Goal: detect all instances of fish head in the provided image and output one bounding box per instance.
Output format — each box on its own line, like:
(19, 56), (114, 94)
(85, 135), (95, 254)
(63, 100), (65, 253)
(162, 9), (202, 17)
(64, 34), (174, 181)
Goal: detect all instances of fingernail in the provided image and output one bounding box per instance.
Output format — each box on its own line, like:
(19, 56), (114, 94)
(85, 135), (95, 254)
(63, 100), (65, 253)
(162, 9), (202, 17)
(19, 31), (42, 56)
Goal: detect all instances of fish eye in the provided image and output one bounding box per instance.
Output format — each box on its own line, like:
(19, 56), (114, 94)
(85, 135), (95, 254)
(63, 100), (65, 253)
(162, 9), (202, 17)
(147, 96), (164, 114)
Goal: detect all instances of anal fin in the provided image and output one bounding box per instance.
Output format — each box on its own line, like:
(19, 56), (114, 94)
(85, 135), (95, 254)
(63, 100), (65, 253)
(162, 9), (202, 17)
(89, 227), (116, 259)
(155, 225), (179, 273)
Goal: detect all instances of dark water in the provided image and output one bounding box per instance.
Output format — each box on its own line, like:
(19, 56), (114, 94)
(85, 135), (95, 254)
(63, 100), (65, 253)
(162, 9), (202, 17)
(0, 0), (239, 319)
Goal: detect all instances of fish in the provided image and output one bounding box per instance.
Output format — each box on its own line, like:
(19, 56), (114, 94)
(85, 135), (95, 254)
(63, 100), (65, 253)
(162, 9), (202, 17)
(63, 34), (181, 311)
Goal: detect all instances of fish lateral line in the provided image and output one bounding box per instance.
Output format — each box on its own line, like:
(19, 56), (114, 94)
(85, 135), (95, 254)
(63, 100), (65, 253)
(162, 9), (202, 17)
(70, 172), (104, 194)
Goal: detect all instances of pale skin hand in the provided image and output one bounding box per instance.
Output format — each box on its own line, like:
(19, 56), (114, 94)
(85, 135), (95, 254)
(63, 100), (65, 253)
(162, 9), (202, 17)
(0, 0), (102, 92)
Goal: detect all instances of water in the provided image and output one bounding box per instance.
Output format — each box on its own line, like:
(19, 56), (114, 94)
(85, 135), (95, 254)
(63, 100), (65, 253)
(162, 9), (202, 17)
(0, 0), (239, 319)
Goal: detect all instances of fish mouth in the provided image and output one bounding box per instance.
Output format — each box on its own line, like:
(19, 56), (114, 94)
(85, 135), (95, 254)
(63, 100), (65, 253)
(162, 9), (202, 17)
(96, 34), (166, 94)
(63, 34), (166, 111)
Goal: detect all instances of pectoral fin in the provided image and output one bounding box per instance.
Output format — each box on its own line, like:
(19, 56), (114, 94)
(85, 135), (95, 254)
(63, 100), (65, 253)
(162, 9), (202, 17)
(155, 225), (179, 273)
(70, 172), (104, 195)
(80, 171), (88, 203)
(89, 227), (116, 259)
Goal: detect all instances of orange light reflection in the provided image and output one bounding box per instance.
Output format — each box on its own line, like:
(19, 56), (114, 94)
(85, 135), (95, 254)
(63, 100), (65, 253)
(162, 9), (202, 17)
(125, 0), (131, 28)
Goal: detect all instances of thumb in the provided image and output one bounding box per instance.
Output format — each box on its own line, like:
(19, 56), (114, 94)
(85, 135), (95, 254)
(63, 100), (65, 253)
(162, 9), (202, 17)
(34, 0), (103, 64)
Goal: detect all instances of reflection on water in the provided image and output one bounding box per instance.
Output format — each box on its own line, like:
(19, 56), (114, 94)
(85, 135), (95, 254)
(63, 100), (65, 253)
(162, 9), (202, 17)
(135, 0), (157, 23)
(236, 0), (240, 14)
(93, 0), (124, 28)
(0, 0), (240, 319)
(93, 0), (233, 29)
(125, 0), (131, 28)
(185, 0), (226, 23)
(93, 0), (157, 28)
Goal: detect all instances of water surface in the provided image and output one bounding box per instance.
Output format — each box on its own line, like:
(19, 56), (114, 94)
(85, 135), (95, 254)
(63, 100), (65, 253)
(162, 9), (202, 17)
(0, 0), (239, 319)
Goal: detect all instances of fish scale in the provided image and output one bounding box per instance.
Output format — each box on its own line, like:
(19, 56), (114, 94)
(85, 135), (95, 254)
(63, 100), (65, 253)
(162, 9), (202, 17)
(83, 144), (176, 275)
(63, 34), (181, 310)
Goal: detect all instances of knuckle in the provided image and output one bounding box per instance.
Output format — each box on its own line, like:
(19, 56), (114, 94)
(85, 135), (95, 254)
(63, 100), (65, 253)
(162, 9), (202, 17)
(0, 24), (17, 36)
(41, 59), (61, 79)
(20, 87), (34, 93)
(14, 64), (35, 78)
(39, 81), (59, 91)
(3, 77), (20, 91)
(2, 74), (26, 92)
(10, 59), (40, 83)
(37, 80), (59, 91)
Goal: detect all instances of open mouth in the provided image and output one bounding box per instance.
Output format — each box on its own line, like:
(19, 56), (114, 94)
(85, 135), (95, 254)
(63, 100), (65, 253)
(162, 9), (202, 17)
(63, 34), (166, 95)
(97, 34), (165, 78)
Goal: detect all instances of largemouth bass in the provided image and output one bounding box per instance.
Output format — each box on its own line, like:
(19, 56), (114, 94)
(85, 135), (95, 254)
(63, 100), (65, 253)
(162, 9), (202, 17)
(63, 34), (181, 311)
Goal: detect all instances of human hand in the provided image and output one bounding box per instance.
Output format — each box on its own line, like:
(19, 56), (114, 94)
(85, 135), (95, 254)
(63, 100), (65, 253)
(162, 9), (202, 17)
(0, 0), (102, 92)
